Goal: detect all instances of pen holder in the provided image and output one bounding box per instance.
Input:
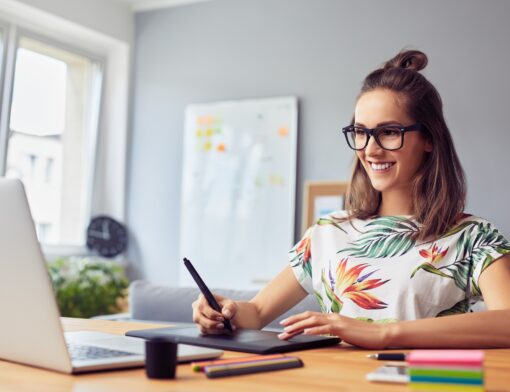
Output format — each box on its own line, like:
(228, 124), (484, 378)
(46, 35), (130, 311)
(145, 338), (177, 379)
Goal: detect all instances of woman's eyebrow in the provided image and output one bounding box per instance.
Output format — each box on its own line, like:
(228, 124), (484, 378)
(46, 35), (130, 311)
(353, 121), (404, 127)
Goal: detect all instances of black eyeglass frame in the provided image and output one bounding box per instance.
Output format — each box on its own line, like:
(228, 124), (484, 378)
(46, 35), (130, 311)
(341, 123), (423, 151)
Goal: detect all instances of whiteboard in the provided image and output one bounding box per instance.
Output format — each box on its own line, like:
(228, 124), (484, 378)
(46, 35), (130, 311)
(178, 97), (298, 290)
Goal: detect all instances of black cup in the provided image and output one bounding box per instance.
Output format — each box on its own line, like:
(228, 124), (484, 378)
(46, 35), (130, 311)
(145, 338), (177, 379)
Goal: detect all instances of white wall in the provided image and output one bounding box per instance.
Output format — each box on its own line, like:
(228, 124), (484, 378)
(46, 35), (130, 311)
(12, 0), (133, 43)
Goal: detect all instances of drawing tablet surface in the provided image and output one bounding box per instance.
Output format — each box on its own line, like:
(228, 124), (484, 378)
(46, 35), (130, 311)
(126, 327), (340, 354)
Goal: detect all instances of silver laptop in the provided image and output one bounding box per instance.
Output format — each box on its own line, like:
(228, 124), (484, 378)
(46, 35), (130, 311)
(0, 178), (222, 373)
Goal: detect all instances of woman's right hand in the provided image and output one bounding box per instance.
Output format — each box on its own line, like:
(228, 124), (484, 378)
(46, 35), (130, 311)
(192, 293), (238, 334)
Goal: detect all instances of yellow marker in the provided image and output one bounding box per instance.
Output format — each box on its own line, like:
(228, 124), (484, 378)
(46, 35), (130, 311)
(204, 141), (212, 151)
(206, 128), (214, 137)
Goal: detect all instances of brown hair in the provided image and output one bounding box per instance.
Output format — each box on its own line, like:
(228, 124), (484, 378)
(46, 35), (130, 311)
(345, 50), (466, 241)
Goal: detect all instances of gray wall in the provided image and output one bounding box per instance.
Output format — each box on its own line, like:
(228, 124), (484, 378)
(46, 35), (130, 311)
(127, 0), (510, 285)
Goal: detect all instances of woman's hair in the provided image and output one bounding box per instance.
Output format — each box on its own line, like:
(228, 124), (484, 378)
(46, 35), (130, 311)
(344, 50), (466, 241)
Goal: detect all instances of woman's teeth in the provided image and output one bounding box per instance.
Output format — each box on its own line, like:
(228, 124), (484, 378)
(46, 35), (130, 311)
(370, 162), (395, 171)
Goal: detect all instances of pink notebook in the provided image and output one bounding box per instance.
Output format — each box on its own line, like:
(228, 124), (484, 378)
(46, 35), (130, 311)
(407, 350), (484, 366)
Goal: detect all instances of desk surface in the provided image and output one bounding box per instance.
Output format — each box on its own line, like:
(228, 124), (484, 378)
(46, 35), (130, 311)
(1, 318), (509, 392)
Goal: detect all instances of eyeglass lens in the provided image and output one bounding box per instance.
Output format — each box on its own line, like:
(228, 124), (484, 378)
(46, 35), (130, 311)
(347, 127), (403, 150)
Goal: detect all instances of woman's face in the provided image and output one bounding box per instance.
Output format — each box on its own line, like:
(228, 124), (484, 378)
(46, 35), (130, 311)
(354, 88), (432, 194)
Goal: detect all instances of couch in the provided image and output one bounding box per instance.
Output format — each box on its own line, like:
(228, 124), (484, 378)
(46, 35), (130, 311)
(101, 280), (321, 329)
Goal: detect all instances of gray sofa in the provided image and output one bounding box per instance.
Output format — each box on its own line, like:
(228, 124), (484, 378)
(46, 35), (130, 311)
(111, 280), (321, 329)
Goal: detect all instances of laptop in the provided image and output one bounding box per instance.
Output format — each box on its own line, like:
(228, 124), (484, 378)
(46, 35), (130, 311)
(0, 178), (222, 373)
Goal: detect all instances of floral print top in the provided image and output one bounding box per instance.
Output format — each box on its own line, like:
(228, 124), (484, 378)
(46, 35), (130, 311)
(289, 211), (510, 322)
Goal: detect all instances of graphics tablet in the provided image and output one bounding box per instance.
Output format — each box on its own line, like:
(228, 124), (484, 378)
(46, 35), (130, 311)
(126, 327), (340, 354)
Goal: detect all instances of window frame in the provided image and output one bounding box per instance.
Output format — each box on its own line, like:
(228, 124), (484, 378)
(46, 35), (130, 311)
(0, 22), (106, 258)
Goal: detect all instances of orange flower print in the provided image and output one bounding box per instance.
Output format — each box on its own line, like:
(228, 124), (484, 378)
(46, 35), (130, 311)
(327, 258), (389, 310)
(296, 235), (311, 264)
(411, 243), (450, 278)
(419, 243), (448, 264)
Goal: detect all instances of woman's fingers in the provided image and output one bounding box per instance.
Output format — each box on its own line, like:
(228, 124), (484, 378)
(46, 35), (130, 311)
(192, 293), (237, 334)
(220, 299), (237, 320)
(278, 313), (329, 340)
(279, 311), (320, 327)
(303, 325), (332, 336)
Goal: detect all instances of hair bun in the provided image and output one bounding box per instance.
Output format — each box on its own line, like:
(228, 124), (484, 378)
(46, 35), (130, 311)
(384, 50), (428, 72)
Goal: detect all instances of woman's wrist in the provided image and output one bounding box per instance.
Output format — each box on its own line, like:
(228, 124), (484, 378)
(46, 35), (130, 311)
(381, 321), (402, 349)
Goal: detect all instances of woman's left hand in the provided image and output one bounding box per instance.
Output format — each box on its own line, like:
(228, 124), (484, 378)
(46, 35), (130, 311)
(278, 311), (394, 350)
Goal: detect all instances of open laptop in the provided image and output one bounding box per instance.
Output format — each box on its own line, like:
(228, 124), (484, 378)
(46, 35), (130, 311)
(0, 178), (222, 373)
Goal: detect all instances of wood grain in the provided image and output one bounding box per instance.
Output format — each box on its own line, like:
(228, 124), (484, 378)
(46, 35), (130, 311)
(0, 318), (507, 391)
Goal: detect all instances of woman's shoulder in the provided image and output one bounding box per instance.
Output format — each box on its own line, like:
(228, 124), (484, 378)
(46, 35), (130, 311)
(440, 213), (507, 240)
(454, 213), (499, 227)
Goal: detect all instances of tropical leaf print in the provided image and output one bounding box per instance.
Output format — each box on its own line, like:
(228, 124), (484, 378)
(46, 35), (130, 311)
(317, 217), (347, 233)
(289, 227), (313, 281)
(342, 216), (419, 258)
(319, 258), (390, 313)
(321, 270), (342, 313)
(314, 290), (327, 313)
(411, 220), (510, 293)
(436, 298), (471, 317)
(438, 220), (480, 241)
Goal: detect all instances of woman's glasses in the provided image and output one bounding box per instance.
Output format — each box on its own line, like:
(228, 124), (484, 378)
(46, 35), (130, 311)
(341, 123), (423, 151)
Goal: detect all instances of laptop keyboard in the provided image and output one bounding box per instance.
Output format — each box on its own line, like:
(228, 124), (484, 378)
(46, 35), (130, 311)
(67, 343), (138, 361)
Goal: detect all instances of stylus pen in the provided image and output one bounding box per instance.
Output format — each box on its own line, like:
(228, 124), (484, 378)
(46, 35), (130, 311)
(367, 353), (407, 361)
(183, 257), (233, 332)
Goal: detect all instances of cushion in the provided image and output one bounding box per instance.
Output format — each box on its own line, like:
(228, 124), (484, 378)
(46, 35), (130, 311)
(129, 280), (321, 329)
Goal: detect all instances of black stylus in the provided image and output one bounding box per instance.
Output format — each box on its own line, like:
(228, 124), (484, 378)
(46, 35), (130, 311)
(183, 257), (233, 332)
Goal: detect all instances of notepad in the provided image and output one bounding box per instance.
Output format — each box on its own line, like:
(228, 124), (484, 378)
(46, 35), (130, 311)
(407, 350), (484, 391)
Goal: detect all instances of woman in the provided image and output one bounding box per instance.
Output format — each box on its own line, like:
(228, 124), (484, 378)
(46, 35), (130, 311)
(192, 50), (510, 349)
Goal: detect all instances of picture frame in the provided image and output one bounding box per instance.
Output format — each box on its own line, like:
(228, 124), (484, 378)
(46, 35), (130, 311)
(302, 180), (349, 233)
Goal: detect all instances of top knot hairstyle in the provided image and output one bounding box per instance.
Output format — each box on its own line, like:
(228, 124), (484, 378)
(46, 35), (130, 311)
(345, 50), (467, 241)
(383, 50), (428, 71)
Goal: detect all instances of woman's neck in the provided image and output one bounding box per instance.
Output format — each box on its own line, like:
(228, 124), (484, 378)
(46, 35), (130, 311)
(378, 188), (413, 216)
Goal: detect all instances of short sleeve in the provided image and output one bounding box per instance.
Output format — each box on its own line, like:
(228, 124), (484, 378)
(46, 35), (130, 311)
(469, 220), (510, 296)
(289, 225), (314, 294)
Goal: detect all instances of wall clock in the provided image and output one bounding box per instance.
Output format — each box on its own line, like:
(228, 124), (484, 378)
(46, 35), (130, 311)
(86, 215), (128, 258)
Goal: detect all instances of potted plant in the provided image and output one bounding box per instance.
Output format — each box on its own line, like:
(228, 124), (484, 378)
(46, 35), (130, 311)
(48, 256), (129, 318)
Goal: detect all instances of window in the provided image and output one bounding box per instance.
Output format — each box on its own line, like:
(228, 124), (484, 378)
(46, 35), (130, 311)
(1, 33), (103, 248)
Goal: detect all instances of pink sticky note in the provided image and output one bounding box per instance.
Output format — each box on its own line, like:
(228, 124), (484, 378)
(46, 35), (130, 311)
(407, 350), (484, 366)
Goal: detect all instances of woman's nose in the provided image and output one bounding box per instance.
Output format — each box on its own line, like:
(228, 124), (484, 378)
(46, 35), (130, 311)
(364, 135), (383, 155)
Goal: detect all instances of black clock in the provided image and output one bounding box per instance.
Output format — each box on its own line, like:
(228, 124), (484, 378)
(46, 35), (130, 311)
(86, 215), (128, 258)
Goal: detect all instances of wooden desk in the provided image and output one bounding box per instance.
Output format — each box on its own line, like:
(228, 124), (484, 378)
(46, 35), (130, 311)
(0, 318), (509, 391)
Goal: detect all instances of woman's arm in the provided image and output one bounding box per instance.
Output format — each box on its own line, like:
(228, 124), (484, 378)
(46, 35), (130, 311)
(193, 265), (307, 333)
(234, 265), (308, 329)
(280, 254), (510, 349)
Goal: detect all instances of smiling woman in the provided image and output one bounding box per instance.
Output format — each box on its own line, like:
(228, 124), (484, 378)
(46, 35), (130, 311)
(190, 50), (510, 350)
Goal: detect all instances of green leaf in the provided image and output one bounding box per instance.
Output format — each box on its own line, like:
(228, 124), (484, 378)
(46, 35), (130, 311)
(410, 263), (451, 279)
(446, 261), (471, 291)
(342, 217), (418, 258)
(313, 290), (327, 313)
(436, 298), (471, 317)
(316, 218), (347, 233)
(439, 220), (479, 240)
(321, 270), (342, 313)
(331, 300), (341, 313)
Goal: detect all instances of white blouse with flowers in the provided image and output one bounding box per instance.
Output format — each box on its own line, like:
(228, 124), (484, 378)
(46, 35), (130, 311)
(289, 211), (510, 322)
